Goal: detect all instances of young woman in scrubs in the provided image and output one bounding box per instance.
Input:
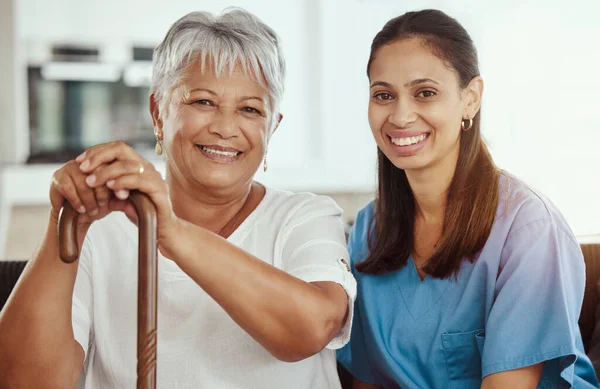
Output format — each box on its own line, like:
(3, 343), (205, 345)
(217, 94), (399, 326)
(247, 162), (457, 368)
(337, 9), (599, 389)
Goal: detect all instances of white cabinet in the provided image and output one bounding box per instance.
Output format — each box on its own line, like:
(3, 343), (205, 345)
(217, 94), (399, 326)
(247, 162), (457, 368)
(18, 0), (304, 44)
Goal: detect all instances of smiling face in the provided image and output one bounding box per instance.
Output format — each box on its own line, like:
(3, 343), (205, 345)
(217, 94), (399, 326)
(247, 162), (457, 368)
(368, 37), (478, 173)
(151, 60), (280, 192)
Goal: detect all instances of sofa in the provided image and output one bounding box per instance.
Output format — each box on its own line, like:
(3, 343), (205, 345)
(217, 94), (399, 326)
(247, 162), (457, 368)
(2, 243), (600, 386)
(580, 244), (600, 369)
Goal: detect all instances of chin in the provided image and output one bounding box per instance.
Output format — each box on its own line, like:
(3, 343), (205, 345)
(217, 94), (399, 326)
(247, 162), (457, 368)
(391, 161), (430, 173)
(197, 165), (260, 190)
(385, 152), (434, 172)
(195, 171), (240, 189)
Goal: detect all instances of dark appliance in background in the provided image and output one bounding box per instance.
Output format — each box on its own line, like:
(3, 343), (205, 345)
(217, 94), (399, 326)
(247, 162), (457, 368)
(26, 45), (156, 163)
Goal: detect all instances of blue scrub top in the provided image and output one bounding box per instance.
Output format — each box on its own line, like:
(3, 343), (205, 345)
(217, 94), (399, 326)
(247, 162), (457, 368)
(337, 173), (599, 388)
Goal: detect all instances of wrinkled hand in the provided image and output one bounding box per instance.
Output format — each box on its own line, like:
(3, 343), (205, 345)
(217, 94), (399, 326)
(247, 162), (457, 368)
(49, 159), (113, 248)
(76, 141), (179, 249)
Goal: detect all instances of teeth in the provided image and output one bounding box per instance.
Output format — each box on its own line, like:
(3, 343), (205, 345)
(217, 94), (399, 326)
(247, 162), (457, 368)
(201, 146), (239, 157)
(391, 134), (427, 146)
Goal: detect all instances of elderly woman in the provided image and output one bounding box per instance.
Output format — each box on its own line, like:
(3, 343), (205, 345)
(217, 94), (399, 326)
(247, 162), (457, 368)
(0, 9), (355, 389)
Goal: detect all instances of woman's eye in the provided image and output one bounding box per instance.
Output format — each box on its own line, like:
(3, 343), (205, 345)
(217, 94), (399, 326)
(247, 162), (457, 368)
(242, 107), (261, 115)
(374, 92), (393, 101)
(193, 99), (213, 106)
(417, 90), (436, 98)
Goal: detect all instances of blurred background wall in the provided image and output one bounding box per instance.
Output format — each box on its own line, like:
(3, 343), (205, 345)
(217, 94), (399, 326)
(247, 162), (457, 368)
(1, 0), (599, 259)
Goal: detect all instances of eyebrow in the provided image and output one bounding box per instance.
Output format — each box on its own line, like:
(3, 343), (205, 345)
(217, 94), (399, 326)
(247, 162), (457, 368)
(405, 78), (440, 87)
(189, 88), (217, 95)
(369, 78), (440, 89)
(370, 81), (393, 89)
(240, 96), (264, 103)
(188, 88), (263, 103)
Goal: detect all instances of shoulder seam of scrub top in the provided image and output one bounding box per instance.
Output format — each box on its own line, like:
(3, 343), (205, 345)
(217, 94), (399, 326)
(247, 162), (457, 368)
(507, 217), (580, 250)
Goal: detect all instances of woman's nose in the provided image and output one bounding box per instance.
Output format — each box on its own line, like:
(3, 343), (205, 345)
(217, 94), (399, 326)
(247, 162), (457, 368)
(388, 98), (418, 128)
(208, 111), (238, 139)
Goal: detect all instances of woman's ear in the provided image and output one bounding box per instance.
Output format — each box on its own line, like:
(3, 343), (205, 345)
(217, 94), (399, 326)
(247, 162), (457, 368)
(463, 76), (484, 119)
(274, 113), (283, 133)
(149, 94), (163, 133)
(269, 113), (283, 137)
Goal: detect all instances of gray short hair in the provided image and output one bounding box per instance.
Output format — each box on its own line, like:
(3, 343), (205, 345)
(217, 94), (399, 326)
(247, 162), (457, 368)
(151, 8), (285, 121)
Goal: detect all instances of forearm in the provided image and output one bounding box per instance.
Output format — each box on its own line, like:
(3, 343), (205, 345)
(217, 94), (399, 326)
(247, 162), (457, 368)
(480, 363), (544, 389)
(0, 213), (83, 388)
(163, 220), (348, 362)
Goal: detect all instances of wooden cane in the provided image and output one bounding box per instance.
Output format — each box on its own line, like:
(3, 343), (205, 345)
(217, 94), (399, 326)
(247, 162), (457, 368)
(58, 191), (158, 389)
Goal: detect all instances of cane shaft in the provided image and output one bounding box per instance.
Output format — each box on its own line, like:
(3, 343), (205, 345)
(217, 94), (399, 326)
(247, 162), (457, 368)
(58, 191), (158, 389)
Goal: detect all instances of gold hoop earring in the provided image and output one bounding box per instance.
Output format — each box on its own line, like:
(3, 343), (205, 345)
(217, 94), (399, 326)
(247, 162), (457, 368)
(461, 118), (473, 131)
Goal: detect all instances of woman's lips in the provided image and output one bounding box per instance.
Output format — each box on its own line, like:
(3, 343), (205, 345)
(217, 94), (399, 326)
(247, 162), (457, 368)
(196, 145), (242, 162)
(386, 133), (430, 156)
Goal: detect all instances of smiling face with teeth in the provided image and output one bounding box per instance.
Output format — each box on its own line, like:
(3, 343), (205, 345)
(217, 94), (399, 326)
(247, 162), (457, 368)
(367, 37), (481, 173)
(151, 60), (282, 192)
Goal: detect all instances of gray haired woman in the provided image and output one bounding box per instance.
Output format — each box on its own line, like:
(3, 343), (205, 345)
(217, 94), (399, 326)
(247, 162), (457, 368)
(0, 8), (355, 389)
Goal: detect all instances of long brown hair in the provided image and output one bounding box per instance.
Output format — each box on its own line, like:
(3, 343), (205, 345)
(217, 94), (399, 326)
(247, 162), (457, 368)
(355, 9), (499, 279)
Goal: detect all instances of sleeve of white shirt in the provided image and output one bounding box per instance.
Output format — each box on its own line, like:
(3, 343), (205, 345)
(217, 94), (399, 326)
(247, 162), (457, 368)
(280, 195), (357, 350)
(71, 235), (94, 360)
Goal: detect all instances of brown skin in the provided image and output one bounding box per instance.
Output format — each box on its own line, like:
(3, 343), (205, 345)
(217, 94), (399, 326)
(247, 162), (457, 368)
(0, 62), (349, 388)
(0, 160), (117, 389)
(359, 37), (543, 388)
(353, 380), (382, 389)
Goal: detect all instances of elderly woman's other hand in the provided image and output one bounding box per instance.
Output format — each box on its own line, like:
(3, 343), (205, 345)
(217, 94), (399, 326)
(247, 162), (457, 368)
(77, 140), (179, 251)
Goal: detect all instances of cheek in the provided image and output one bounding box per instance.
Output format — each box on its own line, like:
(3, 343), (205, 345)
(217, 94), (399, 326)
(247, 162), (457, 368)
(242, 120), (269, 148)
(368, 103), (388, 136)
(178, 108), (213, 135)
(423, 102), (462, 139)
(169, 110), (222, 152)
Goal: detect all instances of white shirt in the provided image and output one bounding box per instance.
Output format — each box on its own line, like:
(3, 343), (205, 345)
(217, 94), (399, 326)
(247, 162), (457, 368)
(72, 186), (356, 389)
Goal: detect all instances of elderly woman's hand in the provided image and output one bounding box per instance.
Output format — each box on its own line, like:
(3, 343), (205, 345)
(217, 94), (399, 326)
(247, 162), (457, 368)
(49, 159), (113, 249)
(77, 141), (179, 249)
